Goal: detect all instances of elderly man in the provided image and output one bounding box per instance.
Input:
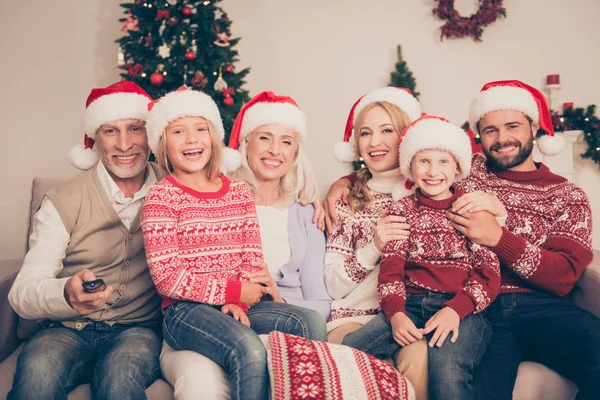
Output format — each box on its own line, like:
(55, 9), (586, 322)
(8, 81), (164, 400)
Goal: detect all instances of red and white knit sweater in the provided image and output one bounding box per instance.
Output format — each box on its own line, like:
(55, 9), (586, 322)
(457, 154), (593, 296)
(378, 187), (501, 322)
(141, 174), (263, 310)
(325, 169), (412, 332)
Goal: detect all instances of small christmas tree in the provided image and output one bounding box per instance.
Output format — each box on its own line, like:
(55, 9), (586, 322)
(116, 0), (250, 143)
(389, 45), (419, 99)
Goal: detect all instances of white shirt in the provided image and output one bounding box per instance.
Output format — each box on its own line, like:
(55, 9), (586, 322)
(256, 206), (291, 277)
(8, 163), (157, 320)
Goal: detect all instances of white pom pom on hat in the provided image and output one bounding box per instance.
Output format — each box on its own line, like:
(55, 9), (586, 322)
(223, 91), (307, 174)
(469, 80), (565, 156)
(334, 87), (422, 163)
(69, 81), (152, 170)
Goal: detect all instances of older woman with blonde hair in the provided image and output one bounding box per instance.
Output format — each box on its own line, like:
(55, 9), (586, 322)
(159, 91), (331, 400)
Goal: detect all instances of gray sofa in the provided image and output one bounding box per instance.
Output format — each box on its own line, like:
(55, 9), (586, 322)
(1, 177), (599, 399)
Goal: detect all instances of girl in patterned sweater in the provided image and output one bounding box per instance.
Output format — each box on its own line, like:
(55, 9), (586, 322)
(342, 115), (502, 400)
(140, 87), (325, 400)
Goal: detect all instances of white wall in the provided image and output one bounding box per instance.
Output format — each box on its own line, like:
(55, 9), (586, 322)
(1, 0), (600, 260)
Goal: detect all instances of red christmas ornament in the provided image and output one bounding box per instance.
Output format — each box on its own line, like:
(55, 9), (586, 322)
(182, 6), (192, 15)
(127, 63), (143, 77)
(225, 65), (234, 73)
(223, 96), (234, 106)
(150, 72), (164, 86)
(156, 10), (170, 20)
(185, 51), (196, 60)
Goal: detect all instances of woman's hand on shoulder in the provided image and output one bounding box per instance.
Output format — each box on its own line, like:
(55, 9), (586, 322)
(324, 179), (352, 235)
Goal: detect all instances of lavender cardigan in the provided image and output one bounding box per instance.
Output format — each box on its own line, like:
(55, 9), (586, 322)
(273, 203), (331, 319)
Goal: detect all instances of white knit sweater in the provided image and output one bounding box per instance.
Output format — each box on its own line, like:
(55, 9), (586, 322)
(324, 168), (410, 332)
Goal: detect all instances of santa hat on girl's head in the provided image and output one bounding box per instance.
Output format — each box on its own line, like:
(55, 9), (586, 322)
(334, 87), (422, 163)
(469, 79), (565, 156)
(392, 115), (472, 200)
(68, 81), (152, 170)
(222, 91), (307, 173)
(146, 86), (224, 157)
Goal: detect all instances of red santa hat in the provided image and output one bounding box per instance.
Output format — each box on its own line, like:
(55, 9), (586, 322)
(146, 86), (225, 157)
(68, 81), (152, 170)
(469, 79), (565, 156)
(334, 87), (422, 163)
(223, 91), (307, 173)
(393, 115), (472, 200)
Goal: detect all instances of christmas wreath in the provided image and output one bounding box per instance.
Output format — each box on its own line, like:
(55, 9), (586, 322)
(433, 0), (506, 41)
(553, 105), (600, 169)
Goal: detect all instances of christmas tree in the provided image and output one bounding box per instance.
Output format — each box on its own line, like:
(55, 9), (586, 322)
(389, 45), (419, 99)
(116, 0), (250, 142)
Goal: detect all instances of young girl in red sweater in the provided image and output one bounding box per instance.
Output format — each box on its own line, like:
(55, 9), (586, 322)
(140, 87), (326, 400)
(342, 115), (502, 400)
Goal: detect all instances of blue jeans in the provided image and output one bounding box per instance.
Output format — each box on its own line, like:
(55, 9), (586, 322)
(163, 300), (327, 400)
(342, 292), (490, 400)
(9, 320), (162, 400)
(474, 292), (600, 400)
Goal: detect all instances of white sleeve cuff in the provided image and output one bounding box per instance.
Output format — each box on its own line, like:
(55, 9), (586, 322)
(496, 214), (507, 227)
(356, 241), (382, 268)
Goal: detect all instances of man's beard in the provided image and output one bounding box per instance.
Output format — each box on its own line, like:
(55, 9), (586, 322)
(102, 147), (149, 179)
(483, 135), (534, 172)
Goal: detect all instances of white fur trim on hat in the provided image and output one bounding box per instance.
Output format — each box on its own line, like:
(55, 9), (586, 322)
(399, 118), (472, 182)
(354, 87), (422, 123)
(240, 102), (307, 141)
(334, 141), (359, 163)
(392, 181), (412, 202)
(537, 133), (566, 156)
(146, 90), (224, 156)
(221, 147), (242, 174)
(68, 143), (100, 171)
(469, 86), (539, 133)
(84, 92), (150, 139)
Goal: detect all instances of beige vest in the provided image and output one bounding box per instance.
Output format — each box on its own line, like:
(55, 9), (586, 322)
(45, 163), (165, 329)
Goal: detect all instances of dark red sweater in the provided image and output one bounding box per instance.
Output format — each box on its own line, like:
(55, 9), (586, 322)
(346, 155), (594, 297)
(378, 187), (501, 321)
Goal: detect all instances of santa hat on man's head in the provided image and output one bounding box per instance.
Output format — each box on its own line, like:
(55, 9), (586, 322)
(393, 115), (472, 200)
(68, 81), (152, 170)
(146, 86), (225, 157)
(469, 79), (565, 156)
(222, 91), (307, 173)
(334, 87), (422, 163)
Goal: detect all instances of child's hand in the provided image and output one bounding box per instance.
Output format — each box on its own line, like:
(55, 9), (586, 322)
(373, 215), (410, 252)
(451, 191), (506, 218)
(423, 307), (460, 348)
(221, 304), (250, 327)
(390, 312), (423, 346)
(240, 281), (267, 307)
(249, 261), (284, 302)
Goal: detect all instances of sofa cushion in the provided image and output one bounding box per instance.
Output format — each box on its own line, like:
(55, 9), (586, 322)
(0, 344), (173, 399)
(16, 178), (67, 341)
(265, 331), (415, 400)
(513, 361), (577, 400)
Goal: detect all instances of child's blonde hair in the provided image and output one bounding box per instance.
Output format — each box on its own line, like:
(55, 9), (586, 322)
(156, 119), (223, 181)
